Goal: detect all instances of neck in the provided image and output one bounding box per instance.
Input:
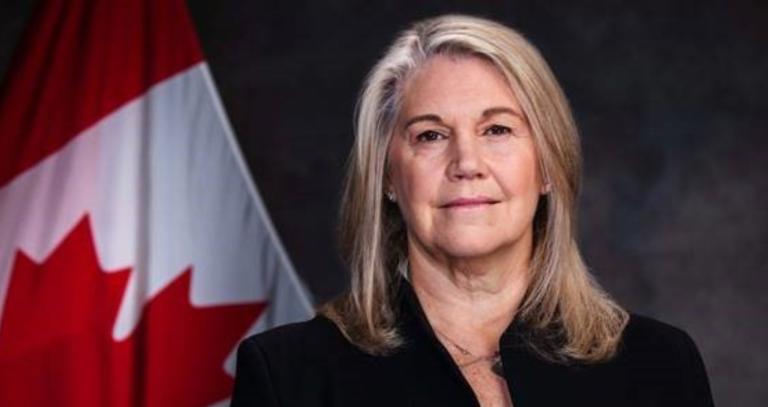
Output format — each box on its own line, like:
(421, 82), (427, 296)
(407, 237), (532, 354)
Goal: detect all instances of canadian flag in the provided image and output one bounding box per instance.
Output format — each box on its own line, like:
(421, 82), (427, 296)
(0, 0), (313, 406)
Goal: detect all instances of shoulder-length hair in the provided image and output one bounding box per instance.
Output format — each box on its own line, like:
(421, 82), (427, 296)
(320, 14), (628, 363)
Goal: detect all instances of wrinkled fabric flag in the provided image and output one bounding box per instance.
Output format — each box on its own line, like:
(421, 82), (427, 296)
(0, 1), (313, 406)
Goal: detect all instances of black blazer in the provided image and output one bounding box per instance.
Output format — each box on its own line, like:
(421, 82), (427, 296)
(231, 281), (714, 406)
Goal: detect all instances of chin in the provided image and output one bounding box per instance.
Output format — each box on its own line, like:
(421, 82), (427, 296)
(435, 237), (506, 260)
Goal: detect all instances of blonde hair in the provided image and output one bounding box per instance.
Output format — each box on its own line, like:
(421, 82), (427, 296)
(320, 14), (628, 363)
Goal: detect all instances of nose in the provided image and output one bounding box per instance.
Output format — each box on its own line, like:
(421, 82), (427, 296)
(447, 133), (486, 181)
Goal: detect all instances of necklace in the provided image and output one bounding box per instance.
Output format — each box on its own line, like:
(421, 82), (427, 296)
(433, 328), (505, 377)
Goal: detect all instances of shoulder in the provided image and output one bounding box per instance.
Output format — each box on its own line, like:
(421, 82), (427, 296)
(238, 314), (357, 367)
(231, 315), (360, 406)
(619, 313), (703, 368)
(622, 313), (693, 348)
(619, 313), (703, 362)
(243, 314), (347, 349)
(611, 313), (714, 406)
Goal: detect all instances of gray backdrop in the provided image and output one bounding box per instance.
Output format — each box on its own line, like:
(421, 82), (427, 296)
(1, 1), (766, 405)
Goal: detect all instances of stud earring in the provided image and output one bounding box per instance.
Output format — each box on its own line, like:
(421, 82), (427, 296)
(386, 191), (397, 202)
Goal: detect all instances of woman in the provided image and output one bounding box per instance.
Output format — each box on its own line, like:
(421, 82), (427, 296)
(231, 14), (714, 406)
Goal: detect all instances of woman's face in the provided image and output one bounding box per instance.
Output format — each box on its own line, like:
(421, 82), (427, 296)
(387, 54), (544, 261)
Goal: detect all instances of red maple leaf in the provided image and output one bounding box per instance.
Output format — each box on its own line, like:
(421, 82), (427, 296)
(0, 216), (266, 406)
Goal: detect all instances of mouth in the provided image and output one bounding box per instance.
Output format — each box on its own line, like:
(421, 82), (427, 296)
(439, 197), (500, 209)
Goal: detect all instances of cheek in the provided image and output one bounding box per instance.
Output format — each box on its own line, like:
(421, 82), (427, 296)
(402, 164), (440, 203)
(493, 147), (541, 197)
(389, 146), (441, 206)
(397, 170), (439, 235)
(389, 162), (443, 234)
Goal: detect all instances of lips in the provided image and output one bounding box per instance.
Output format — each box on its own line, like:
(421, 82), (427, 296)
(440, 197), (500, 209)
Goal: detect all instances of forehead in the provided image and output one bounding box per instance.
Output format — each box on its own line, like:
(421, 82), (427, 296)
(397, 54), (523, 119)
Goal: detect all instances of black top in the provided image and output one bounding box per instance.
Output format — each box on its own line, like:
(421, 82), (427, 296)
(231, 281), (714, 406)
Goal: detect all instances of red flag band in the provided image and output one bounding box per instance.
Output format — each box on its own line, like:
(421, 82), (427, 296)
(0, 1), (313, 406)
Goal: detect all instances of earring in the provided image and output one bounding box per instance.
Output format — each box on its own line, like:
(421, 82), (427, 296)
(541, 182), (551, 195)
(386, 191), (396, 202)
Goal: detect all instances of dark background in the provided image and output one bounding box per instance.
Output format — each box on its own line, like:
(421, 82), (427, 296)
(2, 1), (766, 405)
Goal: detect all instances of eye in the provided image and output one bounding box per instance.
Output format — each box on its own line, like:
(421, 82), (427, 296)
(483, 124), (513, 136)
(415, 130), (446, 143)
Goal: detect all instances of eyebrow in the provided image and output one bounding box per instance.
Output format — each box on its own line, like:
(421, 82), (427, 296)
(402, 106), (525, 129)
(481, 107), (524, 120)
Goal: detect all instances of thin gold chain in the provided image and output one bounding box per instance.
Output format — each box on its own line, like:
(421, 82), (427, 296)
(433, 327), (502, 370)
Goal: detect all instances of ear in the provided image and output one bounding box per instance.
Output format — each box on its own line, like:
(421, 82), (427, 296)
(383, 172), (391, 194)
(383, 172), (396, 202)
(540, 177), (551, 195)
(537, 162), (551, 195)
